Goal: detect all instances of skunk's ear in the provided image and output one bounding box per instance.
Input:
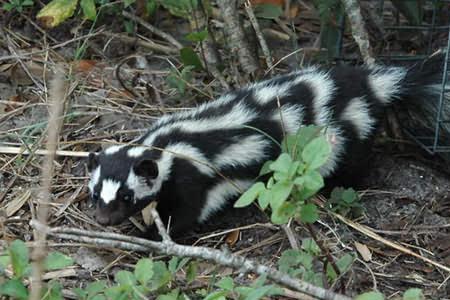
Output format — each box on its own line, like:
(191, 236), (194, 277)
(87, 153), (99, 172)
(134, 159), (158, 179)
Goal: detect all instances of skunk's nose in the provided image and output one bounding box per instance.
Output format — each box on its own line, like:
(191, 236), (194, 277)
(95, 211), (111, 225)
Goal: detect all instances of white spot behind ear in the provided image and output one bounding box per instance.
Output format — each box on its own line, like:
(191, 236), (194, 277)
(128, 147), (147, 158)
(100, 179), (121, 204)
(104, 145), (125, 155)
(126, 169), (153, 200)
(88, 166), (101, 193)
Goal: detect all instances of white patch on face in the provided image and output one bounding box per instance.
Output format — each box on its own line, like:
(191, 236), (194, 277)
(270, 104), (304, 135)
(341, 97), (375, 140)
(100, 179), (121, 204)
(253, 83), (293, 104)
(143, 102), (257, 146)
(213, 135), (270, 169)
(88, 166), (101, 193)
(368, 66), (406, 104)
(104, 145), (125, 155)
(127, 146), (147, 158)
(126, 169), (153, 201)
(198, 179), (254, 223)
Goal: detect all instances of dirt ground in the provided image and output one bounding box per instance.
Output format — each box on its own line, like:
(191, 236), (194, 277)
(1, 1), (450, 299)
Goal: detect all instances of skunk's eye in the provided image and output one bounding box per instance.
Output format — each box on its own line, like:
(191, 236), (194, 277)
(124, 195), (131, 201)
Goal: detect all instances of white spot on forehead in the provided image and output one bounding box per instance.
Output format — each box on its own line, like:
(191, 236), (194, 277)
(127, 146), (147, 158)
(100, 179), (121, 204)
(126, 169), (153, 201)
(88, 166), (101, 193)
(104, 145), (125, 155)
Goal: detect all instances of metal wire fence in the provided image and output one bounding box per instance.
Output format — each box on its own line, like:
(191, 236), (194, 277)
(340, 0), (450, 154)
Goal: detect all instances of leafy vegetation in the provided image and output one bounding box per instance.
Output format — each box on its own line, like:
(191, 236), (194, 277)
(0, 240), (73, 299)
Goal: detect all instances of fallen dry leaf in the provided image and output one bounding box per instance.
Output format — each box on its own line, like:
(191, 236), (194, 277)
(225, 229), (240, 247)
(141, 201), (157, 226)
(6, 190), (31, 217)
(355, 241), (372, 262)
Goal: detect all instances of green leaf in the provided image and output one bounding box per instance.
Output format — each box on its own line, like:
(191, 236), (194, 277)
(146, 0), (157, 15)
(302, 136), (331, 170)
(259, 160), (274, 176)
(186, 261), (197, 284)
(299, 203), (319, 224)
(269, 153), (293, 173)
(123, 0), (135, 8)
(135, 258), (153, 286)
(157, 289), (180, 300)
(44, 252), (74, 270)
(150, 261), (172, 290)
(0, 279), (28, 300)
(327, 254), (354, 282)
(403, 288), (424, 300)
(2, 3), (14, 11)
(115, 270), (136, 286)
(342, 188), (357, 203)
(244, 285), (275, 300)
(355, 291), (385, 300)
(269, 181), (293, 211)
(302, 238), (321, 256)
(215, 277), (234, 291)
(257, 189), (271, 210)
(180, 47), (203, 70)
(0, 255), (10, 270)
(86, 280), (108, 297)
(80, 0), (96, 20)
(203, 290), (228, 300)
(271, 202), (295, 224)
(282, 125), (321, 157)
(186, 29), (208, 42)
(391, 0), (423, 25)
(300, 170), (324, 192)
(253, 3), (282, 19)
(235, 182), (265, 208)
(9, 240), (29, 279)
(44, 280), (63, 300)
(160, 0), (198, 19)
(36, 0), (78, 28)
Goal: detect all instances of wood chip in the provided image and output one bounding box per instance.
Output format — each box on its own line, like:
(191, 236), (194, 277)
(354, 241), (372, 262)
(6, 190), (31, 217)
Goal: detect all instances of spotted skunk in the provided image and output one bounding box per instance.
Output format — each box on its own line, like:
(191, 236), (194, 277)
(87, 54), (449, 237)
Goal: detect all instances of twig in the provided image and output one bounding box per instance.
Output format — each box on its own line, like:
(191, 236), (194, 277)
(217, 0), (259, 75)
(0, 146), (89, 157)
(101, 31), (178, 54)
(341, 0), (376, 66)
(31, 216), (351, 300)
(29, 65), (68, 300)
(244, 0), (273, 73)
(122, 11), (183, 50)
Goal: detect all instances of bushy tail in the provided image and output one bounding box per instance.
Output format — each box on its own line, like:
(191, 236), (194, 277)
(396, 52), (450, 153)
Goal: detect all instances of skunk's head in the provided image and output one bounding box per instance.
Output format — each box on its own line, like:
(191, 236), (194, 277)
(87, 146), (159, 225)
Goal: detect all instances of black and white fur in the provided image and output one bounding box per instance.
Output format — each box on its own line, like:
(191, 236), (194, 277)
(87, 55), (449, 237)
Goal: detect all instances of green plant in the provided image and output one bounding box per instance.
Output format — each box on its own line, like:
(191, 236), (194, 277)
(235, 125), (330, 225)
(166, 65), (195, 96)
(327, 187), (363, 217)
(0, 240), (74, 300)
(2, 0), (34, 12)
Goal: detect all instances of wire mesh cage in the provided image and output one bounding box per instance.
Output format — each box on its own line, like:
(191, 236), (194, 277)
(339, 0), (450, 154)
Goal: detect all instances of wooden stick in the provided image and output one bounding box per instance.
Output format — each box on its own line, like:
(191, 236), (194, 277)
(0, 146), (89, 157)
